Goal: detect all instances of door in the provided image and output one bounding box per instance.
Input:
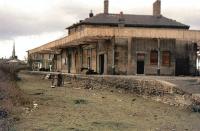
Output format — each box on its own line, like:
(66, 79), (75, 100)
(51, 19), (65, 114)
(137, 53), (145, 74)
(137, 61), (144, 74)
(175, 58), (189, 76)
(99, 54), (105, 74)
(68, 53), (72, 73)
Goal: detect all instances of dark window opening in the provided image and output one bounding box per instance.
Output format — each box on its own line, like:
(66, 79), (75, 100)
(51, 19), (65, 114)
(68, 54), (72, 73)
(99, 54), (105, 75)
(137, 53), (145, 74)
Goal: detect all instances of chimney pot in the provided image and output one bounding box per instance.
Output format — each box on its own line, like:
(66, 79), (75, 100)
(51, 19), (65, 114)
(89, 10), (94, 17)
(153, 0), (161, 16)
(104, 0), (109, 14)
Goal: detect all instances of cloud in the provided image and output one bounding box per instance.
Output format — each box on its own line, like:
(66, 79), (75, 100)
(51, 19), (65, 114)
(0, 0), (200, 40)
(0, 0), (199, 41)
(0, 0), (91, 40)
(0, 0), (199, 60)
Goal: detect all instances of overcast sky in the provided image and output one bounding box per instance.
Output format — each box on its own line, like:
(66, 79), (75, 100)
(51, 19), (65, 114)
(0, 0), (200, 60)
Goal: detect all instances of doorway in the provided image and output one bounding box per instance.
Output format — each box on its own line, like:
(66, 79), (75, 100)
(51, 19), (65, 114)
(137, 53), (145, 74)
(67, 53), (72, 73)
(175, 58), (189, 76)
(99, 54), (105, 74)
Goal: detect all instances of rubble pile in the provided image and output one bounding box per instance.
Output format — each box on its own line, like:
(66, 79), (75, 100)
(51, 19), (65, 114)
(65, 75), (195, 107)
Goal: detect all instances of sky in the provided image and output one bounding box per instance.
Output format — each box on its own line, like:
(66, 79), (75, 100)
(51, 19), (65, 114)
(0, 0), (200, 60)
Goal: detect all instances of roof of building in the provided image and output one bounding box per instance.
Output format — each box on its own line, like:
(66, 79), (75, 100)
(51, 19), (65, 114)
(67, 13), (190, 29)
(0, 59), (9, 64)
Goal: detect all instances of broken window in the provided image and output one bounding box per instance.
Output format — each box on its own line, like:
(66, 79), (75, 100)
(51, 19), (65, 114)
(162, 51), (170, 66)
(150, 50), (158, 65)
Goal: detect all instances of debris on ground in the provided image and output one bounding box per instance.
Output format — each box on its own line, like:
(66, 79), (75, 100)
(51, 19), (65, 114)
(0, 110), (8, 119)
(51, 74), (63, 88)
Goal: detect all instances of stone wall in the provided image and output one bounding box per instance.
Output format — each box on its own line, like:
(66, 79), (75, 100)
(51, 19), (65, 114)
(82, 44), (97, 72)
(97, 39), (113, 74)
(61, 49), (67, 72)
(52, 37), (196, 76)
(153, 0), (161, 16)
(176, 40), (197, 75)
(115, 38), (128, 75)
(65, 74), (194, 107)
(132, 38), (176, 75)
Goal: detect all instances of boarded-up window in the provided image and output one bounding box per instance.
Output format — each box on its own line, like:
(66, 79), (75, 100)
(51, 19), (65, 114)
(162, 51), (170, 66)
(150, 50), (158, 65)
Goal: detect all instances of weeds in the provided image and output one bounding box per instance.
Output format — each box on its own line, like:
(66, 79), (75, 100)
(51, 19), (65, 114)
(0, 62), (31, 130)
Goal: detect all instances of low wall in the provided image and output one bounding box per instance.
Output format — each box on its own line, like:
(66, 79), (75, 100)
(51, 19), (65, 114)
(26, 71), (198, 108)
(65, 75), (193, 107)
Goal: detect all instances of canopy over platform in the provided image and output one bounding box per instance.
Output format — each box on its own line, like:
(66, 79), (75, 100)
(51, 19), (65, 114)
(28, 27), (200, 54)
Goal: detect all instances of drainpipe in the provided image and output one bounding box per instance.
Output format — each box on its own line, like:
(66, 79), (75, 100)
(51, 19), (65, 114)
(157, 38), (161, 75)
(112, 37), (115, 75)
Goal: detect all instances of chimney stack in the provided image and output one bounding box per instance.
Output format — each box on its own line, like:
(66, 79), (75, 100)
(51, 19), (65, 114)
(119, 12), (125, 22)
(153, 0), (161, 17)
(104, 0), (109, 14)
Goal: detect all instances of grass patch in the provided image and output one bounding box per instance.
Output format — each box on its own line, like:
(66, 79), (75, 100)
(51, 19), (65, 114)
(91, 121), (136, 130)
(73, 99), (88, 105)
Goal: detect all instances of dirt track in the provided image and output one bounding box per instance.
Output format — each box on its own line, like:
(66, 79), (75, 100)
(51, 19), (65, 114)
(15, 73), (200, 131)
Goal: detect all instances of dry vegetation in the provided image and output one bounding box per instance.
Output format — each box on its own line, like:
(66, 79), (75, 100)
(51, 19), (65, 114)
(0, 63), (31, 131)
(15, 73), (200, 131)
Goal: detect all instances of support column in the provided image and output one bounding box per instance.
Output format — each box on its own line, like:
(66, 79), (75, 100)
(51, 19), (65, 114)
(61, 51), (63, 71)
(157, 38), (161, 75)
(79, 46), (83, 69)
(127, 37), (132, 75)
(112, 37), (115, 75)
(88, 47), (92, 70)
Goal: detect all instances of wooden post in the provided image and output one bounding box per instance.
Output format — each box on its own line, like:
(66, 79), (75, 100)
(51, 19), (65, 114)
(157, 38), (161, 75)
(127, 38), (132, 75)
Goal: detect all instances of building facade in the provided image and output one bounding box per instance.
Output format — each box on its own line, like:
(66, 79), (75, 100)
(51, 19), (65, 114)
(28, 0), (200, 76)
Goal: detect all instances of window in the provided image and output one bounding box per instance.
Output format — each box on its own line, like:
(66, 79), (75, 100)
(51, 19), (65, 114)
(150, 50), (158, 65)
(162, 51), (170, 66)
